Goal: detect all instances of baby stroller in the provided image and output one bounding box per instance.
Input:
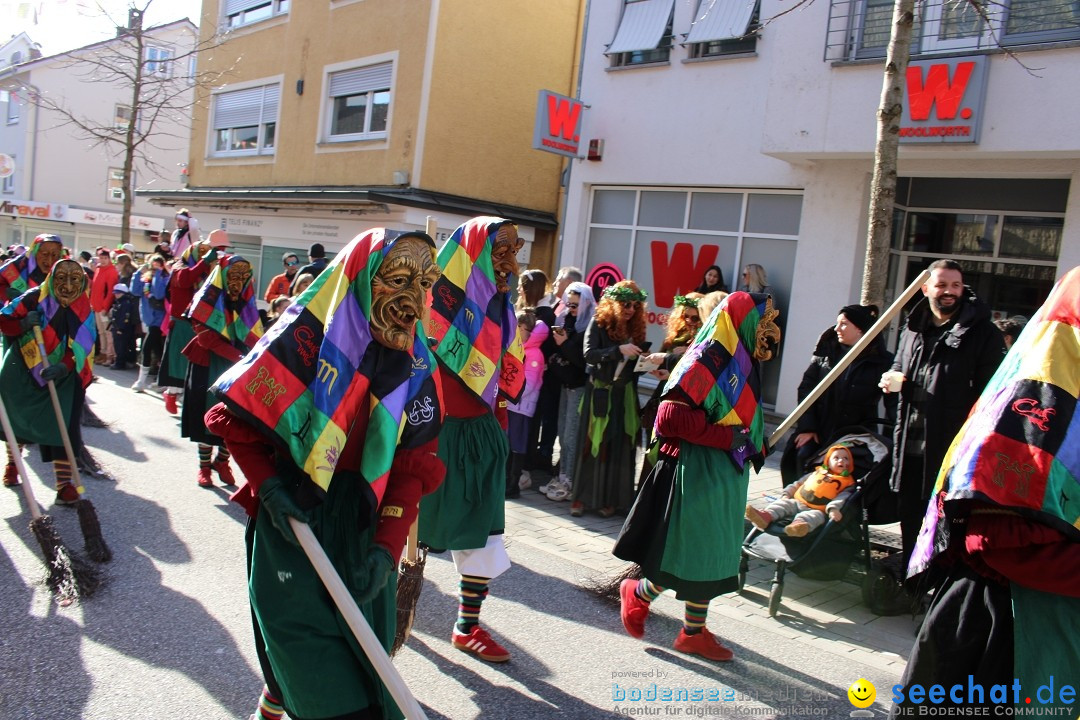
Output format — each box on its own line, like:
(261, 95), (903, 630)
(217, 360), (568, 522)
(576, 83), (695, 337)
(738, 425), (893, 617)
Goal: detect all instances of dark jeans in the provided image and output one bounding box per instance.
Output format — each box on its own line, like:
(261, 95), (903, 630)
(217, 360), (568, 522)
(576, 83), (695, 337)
(531, 376), (562, 466)
(140, 325), (164, 367)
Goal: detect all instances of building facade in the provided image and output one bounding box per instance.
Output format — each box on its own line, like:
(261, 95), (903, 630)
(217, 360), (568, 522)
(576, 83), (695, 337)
(143, 0), (584, 300)
(0, 20), (196, 254)
(559, 0), (1080, 412)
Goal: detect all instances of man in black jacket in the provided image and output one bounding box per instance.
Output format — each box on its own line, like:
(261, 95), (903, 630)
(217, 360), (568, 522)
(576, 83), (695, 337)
(881, 259), (1005, 571)
(290, 242), (329, 294)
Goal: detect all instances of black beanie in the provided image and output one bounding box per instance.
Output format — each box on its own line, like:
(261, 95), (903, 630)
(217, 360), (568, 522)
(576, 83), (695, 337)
(840, 304), (879, 333)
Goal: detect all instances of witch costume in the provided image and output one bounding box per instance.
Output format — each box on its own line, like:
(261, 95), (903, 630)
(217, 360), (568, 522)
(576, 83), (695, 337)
(206, 228), (445, 720)
(614, 291), (779, 661)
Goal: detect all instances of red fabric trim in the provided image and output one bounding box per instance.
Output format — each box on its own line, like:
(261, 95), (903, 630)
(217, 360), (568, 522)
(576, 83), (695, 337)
(206, 402), (277, 517)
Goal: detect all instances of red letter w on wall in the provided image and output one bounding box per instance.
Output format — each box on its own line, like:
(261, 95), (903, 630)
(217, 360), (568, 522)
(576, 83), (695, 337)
(547, 95), (582, 141)
(650, 241), (718, 308)
(906, 62), (974, 121)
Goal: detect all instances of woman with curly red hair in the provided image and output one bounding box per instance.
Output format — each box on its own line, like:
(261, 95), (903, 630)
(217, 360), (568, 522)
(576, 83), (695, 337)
(571, 280), (649, 517)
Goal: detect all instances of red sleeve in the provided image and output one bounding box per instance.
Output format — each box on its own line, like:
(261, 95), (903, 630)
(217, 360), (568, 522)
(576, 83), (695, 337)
(494, 397), (509, 431)
(372, 438), (446, 559)
(0, 313), (24, 337)
(190, 323), (244, 363)
(205, 402), (277, 517)
(655, 400), (736, 449)
(964, 511), (1080, 597)
(173, 258), (211, 289)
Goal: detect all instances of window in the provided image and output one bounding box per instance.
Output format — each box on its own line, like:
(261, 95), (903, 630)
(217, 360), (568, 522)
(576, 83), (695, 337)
(326, 62), (392, 141)
(224, 0), (289, 29)
(686, 0), (760, 58)
(6, 92), (18, 125)
(607, 0), (676, 67)
(1, 154), (14, 194)
(107, 168), (125, 203)
(145, 46), (173, 77)
(114, 104), (133, 131)
(211, 83), (280, 156)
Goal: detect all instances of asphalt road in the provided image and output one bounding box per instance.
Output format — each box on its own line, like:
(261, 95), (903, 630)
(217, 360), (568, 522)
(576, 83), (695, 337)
(0, 368), (900, 719)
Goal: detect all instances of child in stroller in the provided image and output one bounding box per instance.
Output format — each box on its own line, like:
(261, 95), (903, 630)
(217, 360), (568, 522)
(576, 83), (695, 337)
(745, 444), (855, 537)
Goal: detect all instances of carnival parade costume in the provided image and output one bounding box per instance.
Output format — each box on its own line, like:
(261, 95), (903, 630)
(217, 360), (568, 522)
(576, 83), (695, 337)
(206, 228), (445, 720)
(418, 216), (525, 662)
(0, 259), (96, 504)
(614, 291), (779, 661)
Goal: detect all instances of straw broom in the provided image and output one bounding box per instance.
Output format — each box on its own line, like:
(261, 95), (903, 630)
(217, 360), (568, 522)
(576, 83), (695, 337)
(0, 392), (100, 602)
(587, 271), (933, 602)
(33, 326), (112, 563)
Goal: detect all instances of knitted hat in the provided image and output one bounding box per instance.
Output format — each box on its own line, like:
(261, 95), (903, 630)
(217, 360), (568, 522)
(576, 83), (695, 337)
(112, 283), (130, 294)
(839, 304), (879, 333)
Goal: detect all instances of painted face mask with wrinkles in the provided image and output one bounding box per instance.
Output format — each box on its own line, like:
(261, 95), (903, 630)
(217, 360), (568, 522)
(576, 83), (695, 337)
(51, 259), (87, 308)
(226, 261), (252, 301)
(490, 224), (523, 294)
(370, 235), (440, 352)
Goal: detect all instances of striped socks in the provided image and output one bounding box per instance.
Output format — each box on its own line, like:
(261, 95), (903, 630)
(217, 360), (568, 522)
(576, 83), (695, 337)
(255, 686), (284, 720)
(635, 578), (663, 604)
(214, 446), (232, 464)
(684, 600), (709, 635)
(456, 575), (490, 634)
(53, 460), (73, 490)
(198, 444), (213, 468)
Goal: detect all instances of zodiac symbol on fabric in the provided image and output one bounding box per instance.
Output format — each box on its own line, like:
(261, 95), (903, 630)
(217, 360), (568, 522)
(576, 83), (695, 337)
(292, 413), (312, 444)
(468, 360), (486, 377)
(500, 363), (520, 385)
(437, 285), (457, 310)
(705, 347), (724, 368)
(317, 359), (339, 393)
(1011, 398), (1056, 432)
(410, 354), (428, 378)
(293, 326), (319, 367)
(728, 373), (739, 391)
(317, 440), (341, 474)
(465, 308), (475, 325)
(246, 367), (286, 406)
(685, 371), (712, 400)
(445, 336), (466, 358)
(407, 397), (435, 426)
(992, 452), (1035, 498)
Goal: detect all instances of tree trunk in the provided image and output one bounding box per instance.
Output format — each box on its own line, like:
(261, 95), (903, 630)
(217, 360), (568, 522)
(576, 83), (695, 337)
(861, 0), (916, 308)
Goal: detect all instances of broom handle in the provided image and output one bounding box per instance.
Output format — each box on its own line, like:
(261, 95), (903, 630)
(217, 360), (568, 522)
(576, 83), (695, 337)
(32, 325), (83, 493)
(405, 519), (419, 564)
(767, 269), (930, 449)
(289, 518), (428, 720)
(0, 392), (43, 521)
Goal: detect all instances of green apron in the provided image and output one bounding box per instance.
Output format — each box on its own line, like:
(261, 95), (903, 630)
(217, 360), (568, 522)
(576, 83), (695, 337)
(0, 339), (77, 447)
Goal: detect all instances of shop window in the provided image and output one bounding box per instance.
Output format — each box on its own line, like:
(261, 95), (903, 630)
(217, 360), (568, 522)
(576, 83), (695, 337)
(607, 0), (676, 67)
(686, 0), (760, 58)
(107, 168), (126, 203)
(746, 194), (803, 235)
(224, 0), (289, 29)
(688, 192), (742, 231)
(6, 93), (18, 125)
(114, 104), (133, 131)
(591, 189), (637, 225)
(145, 46), (173, 77)
(211, 83), (279, 156)
(999, 216), (1063, 260)
(325, 62), (392, 142)
(1, 154), (14, 194)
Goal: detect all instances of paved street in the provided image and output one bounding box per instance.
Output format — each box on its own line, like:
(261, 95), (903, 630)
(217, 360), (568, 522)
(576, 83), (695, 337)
(0, 368), (913, 719)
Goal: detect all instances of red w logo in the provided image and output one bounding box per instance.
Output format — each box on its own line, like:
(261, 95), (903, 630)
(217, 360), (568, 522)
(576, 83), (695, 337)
(906, 61), (975, 121)
(547, 95), (581, 142)
(650, 241), (718, 308)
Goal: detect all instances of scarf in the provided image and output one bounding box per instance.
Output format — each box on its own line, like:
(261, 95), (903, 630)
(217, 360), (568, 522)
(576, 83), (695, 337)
(212, 229), (443, 506)
(909, 266), (1080, 576)
(185, 255), (263, 351)
(427, 216), (525, 406)
(558, 280), (597, 334)
(1, 262), (96, 388)
(663, 291), (771, 471)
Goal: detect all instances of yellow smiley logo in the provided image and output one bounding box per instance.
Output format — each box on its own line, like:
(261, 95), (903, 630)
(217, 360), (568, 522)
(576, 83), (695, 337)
(848, 678), (876, 708)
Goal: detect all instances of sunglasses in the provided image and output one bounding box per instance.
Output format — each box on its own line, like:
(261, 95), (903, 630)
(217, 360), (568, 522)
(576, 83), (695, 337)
(686, 315), (702, 324)
(566, 302), (579, 309)
(618, 300), (642, 309)
(286, 259), (299, 266)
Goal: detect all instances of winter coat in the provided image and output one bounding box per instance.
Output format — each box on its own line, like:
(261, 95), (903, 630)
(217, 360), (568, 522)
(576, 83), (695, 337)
(889, 288), (1005, 495)
(507, 321), (550, 418)
(130, 268), (169, 329)
(794, 327), (896, 440)
(584, 318), (640, 387)
(109, 293), (139, 330)
(548, 323), (588, 388)
(90, 263), (119, 314)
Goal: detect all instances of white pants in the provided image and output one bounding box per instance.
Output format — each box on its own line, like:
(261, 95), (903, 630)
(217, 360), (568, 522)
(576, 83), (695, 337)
(451, 534), (511, 579)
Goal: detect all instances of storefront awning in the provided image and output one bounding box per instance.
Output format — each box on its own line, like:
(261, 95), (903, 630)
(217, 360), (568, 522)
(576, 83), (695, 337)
(137, 186), (559, 231)
(685, 0), (757, 44)
(606, 0), (676, 54)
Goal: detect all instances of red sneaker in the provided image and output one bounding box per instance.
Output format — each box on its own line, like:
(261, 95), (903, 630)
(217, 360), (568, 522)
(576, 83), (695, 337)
(164, 392), (179, 415)
(213, 460), (236, 486)
(197, 466), (214, 487)
(745, 504), (773, 531)
(673, 627), (734, 662)
(619, 578), (650, 639)
(3, 463), (19, 487)
(451, 626), (511, 663)
(55, 483), (80, 505)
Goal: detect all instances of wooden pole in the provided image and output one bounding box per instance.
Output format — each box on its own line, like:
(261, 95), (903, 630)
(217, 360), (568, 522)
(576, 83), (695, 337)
(32, 326), (83, 494)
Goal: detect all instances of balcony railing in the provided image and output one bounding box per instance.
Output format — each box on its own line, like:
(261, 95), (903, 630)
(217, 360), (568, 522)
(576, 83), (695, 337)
(825, 0), (1080, 61)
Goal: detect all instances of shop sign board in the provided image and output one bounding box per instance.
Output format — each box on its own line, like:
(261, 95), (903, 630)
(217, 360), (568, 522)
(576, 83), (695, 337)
(900, 56), (987, 144)
(0, 199), (67, 220)
(533, 89), (584, 158)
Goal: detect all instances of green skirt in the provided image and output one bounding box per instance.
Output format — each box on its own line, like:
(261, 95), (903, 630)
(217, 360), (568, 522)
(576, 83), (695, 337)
(249, 473), (401, 720)
(614, 442), (747, 600)
(0, 341), (79, 450)
(158, 316), (193, 389)
(418, 413), (507, 551)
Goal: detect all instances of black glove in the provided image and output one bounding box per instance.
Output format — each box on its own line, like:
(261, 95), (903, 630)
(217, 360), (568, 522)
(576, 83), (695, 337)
(350, 546), (396, 605)
(20, 310), (40, 333)
(258, 475), (311, 546)
(41, 364), (69, 382)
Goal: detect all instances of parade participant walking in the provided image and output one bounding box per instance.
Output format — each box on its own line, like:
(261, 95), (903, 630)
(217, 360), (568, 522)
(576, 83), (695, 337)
(181, 254), (262, 488)
(0, 234), (64, 303)
(893, 267), (1080, 718)
(206, 228), (445, 720)
(129, 255), (169, 392)
(572, 280), (649, 517)
(614, 291), (780, 661)
(880, 260), (1005, 570)
(0, 259), (97, 503)
(158, 232), (227, 415)
(419, 216), (526, 663)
